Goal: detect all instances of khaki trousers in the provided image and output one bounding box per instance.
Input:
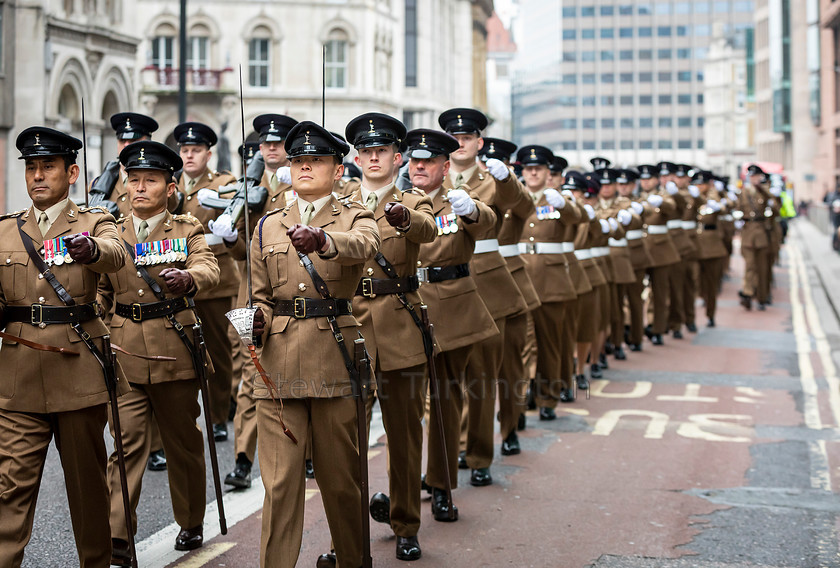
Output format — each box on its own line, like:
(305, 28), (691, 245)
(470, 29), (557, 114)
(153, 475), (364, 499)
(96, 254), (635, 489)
(742, 245), (770, 303)
(233, 365), (260, 463)
(0, 405), (111, 568)
(668, 260), (686, 331)
(699, 257), (724, 321)
(649, 265), (672, 335)
(258, 397), (362, 568)
(624, 268), (646, 345)
(682, 260), (699, 326)
(498, 312), (529, 439)
(108, 380), (205, 539)
(609, 282), (624, 346)
(426, 344), (474, 491)
(532, 300), (574, 408)
(195, 296), (235, 424)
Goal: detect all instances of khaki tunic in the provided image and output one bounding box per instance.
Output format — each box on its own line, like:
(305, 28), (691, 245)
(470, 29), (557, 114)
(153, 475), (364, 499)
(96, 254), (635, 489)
(643, 193), (681, 267)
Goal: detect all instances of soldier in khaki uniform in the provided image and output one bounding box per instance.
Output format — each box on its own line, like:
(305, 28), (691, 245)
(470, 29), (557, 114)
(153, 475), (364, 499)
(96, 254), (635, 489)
(173, 122), (239, 441)
(438, 108), (529, 488)
(408, 129), (498, 521)
(673, 164), (701, 333)
(0, 127), (126, 567)
(98, 141), (220, 563)
(692, 170), (728, 327)
(339, 113), (437, 561)
(219, 114), (299, 489)
(737, 164), (779, 310)
(517, 145), (581, 412)
(249, 121), (379, 568)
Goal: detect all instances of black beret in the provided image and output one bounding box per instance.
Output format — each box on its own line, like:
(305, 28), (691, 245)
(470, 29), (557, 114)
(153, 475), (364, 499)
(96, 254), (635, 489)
(253, 114), (298, 143)
(516, 145), (554, 167)
(637, 164), (658, 179)
(438, 108), (488, 135)
(479, 137), (517, 160)
(119, 140), (182, 173)
(16, 126), (82, 160)
(174, 122), (218, 147)
(590, 156), (611, 170)
(403, 129), (460, 159)
(110, 112), (158, 141)
(285, 120), (350, 159)
(345, 112), (406, 149)
(550, 156), (569, 174)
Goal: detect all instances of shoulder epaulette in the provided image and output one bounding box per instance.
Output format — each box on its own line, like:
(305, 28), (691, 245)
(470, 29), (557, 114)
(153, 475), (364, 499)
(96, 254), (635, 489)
(173, 214), (202, 225)
(116, 216), (129, 225)
(79, 205), (109, 214)
(402, 188), (425, 197)
(342, 199), (365, 210)
(268, 206), (286, 217)
(0, 209), (26, 220)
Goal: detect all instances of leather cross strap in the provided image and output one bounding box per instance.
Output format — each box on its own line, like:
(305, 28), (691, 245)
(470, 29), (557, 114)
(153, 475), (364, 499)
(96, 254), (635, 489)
(0, 329), (80, 356)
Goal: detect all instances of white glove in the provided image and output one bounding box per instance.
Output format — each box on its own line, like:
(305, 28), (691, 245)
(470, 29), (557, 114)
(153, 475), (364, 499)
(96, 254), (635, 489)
(208, 214), (238, 243)
(560, 189), (576, 203)
(583, 203), (596, 220)
(770, 186), (782, 197)
(544, 188), (566, 209)
(599, 219), (611, 234)
(706, 199), (721, 212)
(647, 194), (664, 208)
(734, 220), (745, 230)
(485, 158), (510, 181)
(727, 191), (738, 202)
(447, 188), (476, 217)
(665, 181), (679, 195)
(276, 166), (292, 185)
(617, 209), (633, 226)
(630, 201), (644, 215)
(767, 198), (775, 207)
(688, 185), (700, 198)
(197, 188), (219, 208)
(714, 180), (724, 191)
(608, 217), (619, 231)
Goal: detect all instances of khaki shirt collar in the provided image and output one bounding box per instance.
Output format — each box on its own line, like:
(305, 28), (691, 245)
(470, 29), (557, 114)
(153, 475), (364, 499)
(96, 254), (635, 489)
(33, 197), (70, 230)
(296, 193), (333, 219)
(132, 210), (168, 241)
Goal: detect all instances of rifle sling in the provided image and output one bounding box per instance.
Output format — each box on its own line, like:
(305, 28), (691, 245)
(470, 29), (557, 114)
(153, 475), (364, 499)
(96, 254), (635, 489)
(371, 252), (432, 356)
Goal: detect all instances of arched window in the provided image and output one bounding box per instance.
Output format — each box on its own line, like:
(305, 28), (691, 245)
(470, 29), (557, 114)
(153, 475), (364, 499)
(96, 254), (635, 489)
(248, 25), (272, 88)
(151, 23), (176, 69)
(57, 84), (80, 122)
(324, 29), (348, 89)
(187, 23), (210, 70)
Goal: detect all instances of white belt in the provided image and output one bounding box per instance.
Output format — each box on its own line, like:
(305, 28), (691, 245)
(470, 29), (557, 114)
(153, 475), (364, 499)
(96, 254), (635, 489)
(204, 234), (224, 246)
(647, 225), (668, 235)
(608, 238), (628, 247)
(499, 244), (520, 257)
(574, 249), (592, 260)
(517, 242), (570, 255)
(592, 247), (610, 257)
(666, 220), (683, 230)
(474, 239), (500, 254)
(626, 230), (644, 240)
(681, 221), (697, 230)
(721, 214), (734, 222)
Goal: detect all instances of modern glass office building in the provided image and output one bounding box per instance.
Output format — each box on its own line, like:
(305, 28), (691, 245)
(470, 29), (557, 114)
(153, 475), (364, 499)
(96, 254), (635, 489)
(511, 0), (755, 166)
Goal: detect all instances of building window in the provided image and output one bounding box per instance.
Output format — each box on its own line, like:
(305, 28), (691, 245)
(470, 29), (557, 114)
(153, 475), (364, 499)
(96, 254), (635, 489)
(248, 38), (270, 87)
(562, 74), (577, 84)
(187, 36), (209, 69)
(601, 5), (614, 15)
(658, 140), (673, 149)
(602, 73), (615, 83)
(640, 140), (653, 149)
(697, 139), (705, 149)
(561, 141), (578, 150)
(678, 117), (691, 127)
(602, 141), (616, 150)
(695, 2), (710, 12)
(563, 29), (577, 40)
(601, 28), (614, 39)
(620, 140), (634, 149)
(583, 96), (596, 106)
(676, 26), (689, 37)
(697, 71), (705, 81)
(658, 72), (672, 82)
(658, 26), (671, 37)
(658, 49), (672, 59)
(677, 71), (692, 82)
(659, 117), (672, 127)
(559, 96), (578, 106)
(561, 119), (578, 128)
(582, 29), (595, 39)
(639, 72), (652, 82)
(620, 73), (633, 82)
(562, 6), (576, 17)
(324, 34), (348, 89)
(640, 95), (653, 104)
(621, 118), (634, 128)
(620, 95), (633, 105)
(638, 3), (653, 14)
(582, 51), (596, 62)
(659, 94), (672, 104)
(678, 139), (692, 149)
(640, 118), (653, 127)
(620, 27), (633, 38)
(601, 51), (614, 61)
(714, 1), (728, 12)
(698, 117), (705, 127)
(582, 73), (596, 84)
(602, 118), (615, 128)
(581, 6), (595, 16)
(583, 141), (596, 150)
(639, 27), (652, 37)
(601, 95), (615, 105)
(697, 94), (704, 103)
(695, 47), (708, 59)
(639, 49), (653, 60)
(678, 94), (692, 104)
(695, 24), (710, 36)
(620, 50), (633, 60)
(677, 48), (691, 59)
(734, 1), (753, 12)
(619, 5), (633, 15)
(405, 0), (418, 86)
(151, 36), (175, 68)
(675, 2), (691, 14)
(655, 2), (671, 14)
(583, 119), (596, 128)
(563, 52), (577, 61)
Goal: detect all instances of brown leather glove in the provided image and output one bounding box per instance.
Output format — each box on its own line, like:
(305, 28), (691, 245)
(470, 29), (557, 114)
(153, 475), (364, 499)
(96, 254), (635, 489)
(63, 235), (99, 264)
(252, 307), (266, 337)
(286, 224), (327, 254)
(384, 202), (408, 228)
(159, 268), (194, 295)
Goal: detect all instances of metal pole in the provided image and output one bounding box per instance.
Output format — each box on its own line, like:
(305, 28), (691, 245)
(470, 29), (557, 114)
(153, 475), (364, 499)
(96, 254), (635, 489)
(178, 0), (188, 123)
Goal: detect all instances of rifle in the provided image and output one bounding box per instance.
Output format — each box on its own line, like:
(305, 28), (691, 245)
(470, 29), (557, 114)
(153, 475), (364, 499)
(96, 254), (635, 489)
(353, 338), (373, 568)
(419, 305), (455, 520)
(197, 150), (268, 228)
(74, 101), (121, 216)
(192, 324), (227, 534)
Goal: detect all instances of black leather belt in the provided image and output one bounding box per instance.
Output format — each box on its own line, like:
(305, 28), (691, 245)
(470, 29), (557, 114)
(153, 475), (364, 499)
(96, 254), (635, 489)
(273, 297), (353, 319)
(115, 296), (194, 322)
(355, 275), (419, 297)
(703, 224), (718, 230)
(416, 263), (470, 283)
(4, 303), (98, 327)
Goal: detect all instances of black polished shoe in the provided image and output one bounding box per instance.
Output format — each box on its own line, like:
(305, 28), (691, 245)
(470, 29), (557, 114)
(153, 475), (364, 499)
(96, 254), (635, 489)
(212, 423), (228, 442)
(431, 488), (458, 522)
(590, 363), (602, 379)
(305, 458), (315, 479)
(651, 334), (664, 346)
(517, 413), (526, 431)
(111, 538), (131, 567)
(147, 449), (167, 471)
(470, 467), (492, 487)
(396, 535), (422, 561)
(758, 302), (767, 311)
(686, 322), (698, 333)
(420, 474), (432, 495)
(599, 353), (609, 369)
(604, 341), (614, 355)
(369, 492), (391, 524)
(526, 379), (536, 410)
(576, 374), (589, 391)
(457, 450), (468, 470)
(315, 552), (336, 568)
(614, 346), (627, 360)
(501, 430), (521, 455)
(174, 525), (203, 551)
(707, 318), (716, 328)
(539, 407), (557, 420)
(644, 325), (654, 340)
(559, 388), (575, 403)
(224, 454), (252, 490)
(739, 290), (752, 310)
(672, 329), (683, 339)
(630, 343), (643, 352)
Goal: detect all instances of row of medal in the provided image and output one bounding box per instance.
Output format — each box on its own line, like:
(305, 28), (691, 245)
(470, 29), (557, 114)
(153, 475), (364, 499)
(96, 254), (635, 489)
(536, 205), (561, 220)
(134, 238), (189, 266)
(435, 213), (460, 236)
(43, 232), (89, 266)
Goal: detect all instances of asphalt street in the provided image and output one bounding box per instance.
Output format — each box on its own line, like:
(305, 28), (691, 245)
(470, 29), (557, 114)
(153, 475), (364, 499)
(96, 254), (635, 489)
(20, 218), (840, 568)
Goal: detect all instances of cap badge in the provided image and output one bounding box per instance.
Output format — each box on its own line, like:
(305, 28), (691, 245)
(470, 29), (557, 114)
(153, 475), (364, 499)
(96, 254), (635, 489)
(368, 120), (376, 134)
(126, 118), (131, 129)
(34, 134), (41, 146)
(304, 131), (311, 145)
(457, 114), (463, 126)
(186, 128), (195, 139)
(420, 135), (427, 147)
(138, 148), (146, 162)
(489, 142), (495, 153)
(530, 148), (536, 159)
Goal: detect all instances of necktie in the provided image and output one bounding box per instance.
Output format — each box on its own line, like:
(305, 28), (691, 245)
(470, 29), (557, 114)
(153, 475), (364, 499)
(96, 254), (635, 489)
(455, 173), (464, 188)
(365, 192), (379, 212)
(38, 212), (50, 236)
(137, 220), (149, 242)
(301, 203), (315, 225)
(187, 178), (196, 193)
(269, 172), (279, 192)
(531, 192), (540, 204)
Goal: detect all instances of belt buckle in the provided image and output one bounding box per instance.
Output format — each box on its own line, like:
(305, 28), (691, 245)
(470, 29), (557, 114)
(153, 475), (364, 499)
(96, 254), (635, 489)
(30, 304), (43, 326)
(526, 242), (536, 254)
(293, 297), (307, 319)
(360, 277), (375, 298)
(131, 303), (143, 322)
(416, 267), (429, 283)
